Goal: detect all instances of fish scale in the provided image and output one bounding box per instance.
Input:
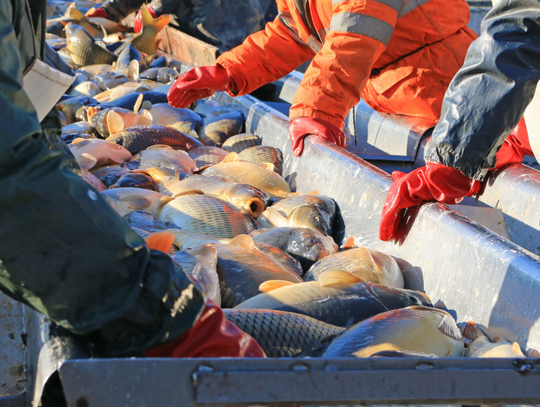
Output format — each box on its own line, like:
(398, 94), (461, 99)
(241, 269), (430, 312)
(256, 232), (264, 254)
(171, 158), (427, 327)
(238, 146), (284, 175)
(65, 23), (117, 66)
(158, 195), (256, 238)
(271, 195), (335, 216)
(223, 309), (344, 357)
(107, 126), (203, 154)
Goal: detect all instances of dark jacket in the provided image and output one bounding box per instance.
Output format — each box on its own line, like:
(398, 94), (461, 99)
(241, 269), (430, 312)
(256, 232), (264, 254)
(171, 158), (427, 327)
(425, 0), (540, 180)
(0, 0), (205, 356)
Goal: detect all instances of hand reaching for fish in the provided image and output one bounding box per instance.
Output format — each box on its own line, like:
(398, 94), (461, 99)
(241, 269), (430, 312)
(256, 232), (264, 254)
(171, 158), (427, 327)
(168, 65), (236, 109)
(288, 117), (346, 157)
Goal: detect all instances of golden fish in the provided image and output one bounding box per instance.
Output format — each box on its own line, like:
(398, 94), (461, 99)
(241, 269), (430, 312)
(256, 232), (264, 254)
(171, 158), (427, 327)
(69, 137), (132, 170)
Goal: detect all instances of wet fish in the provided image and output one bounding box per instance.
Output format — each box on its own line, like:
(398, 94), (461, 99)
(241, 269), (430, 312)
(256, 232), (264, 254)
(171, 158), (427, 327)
(68, 81), (101, 97)
(203, 161), (291, 198)
(249, 227), (338, 273)
(56, 96), (97, 124)
(235, 272), (432, 327)
(214, 235), (303, 308)
(222, 133), (262, 153)
(93, 82), (152, 103)
(223, 309), (344, 357)
(172, 244), (221, 306)
(235, 146), (283, 176)
(304, 247), (404, 289)
(101, 188), (173, 217)
(466, 336), (525, 358)
(148, 56), (168, 68)
(94, 71), (129, 91)
(126, 145), (197, 173)
(322, 306), (464, 358)
(258, 194), (336, 236)
(110, 172), (158, 191)
(165, 228), (230, 250)
(147, 169), (268, 218)
(65, 23), (117, 66)
(69, 137), (132, 169)
(254, 242), (303, 277)
(147, 104), (202, 139)
(61, 121), (94, 135)
(188, 146), (228, 168)
(80, 168), (107, 191)
(90, 107), (153, 138)
(101, 91), (168, 110)
(158, 195), (256, 239)
(131, 5), (171, 56)
(76, 64), (114, 79)
(107, 126), (202, 154)
(123, 210), (176, 233)
(116, 43), (145, 71)
(91, 165), (129, 187)
(193, 100), (244, 145)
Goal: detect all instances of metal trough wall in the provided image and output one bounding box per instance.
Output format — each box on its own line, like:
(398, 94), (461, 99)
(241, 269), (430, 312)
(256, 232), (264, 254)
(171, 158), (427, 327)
(54, 91), (540, 407)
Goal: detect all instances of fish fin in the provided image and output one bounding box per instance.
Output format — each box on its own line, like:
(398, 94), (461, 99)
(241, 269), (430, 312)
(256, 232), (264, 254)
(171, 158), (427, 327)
(260, 163), (274, 172)
(172, 190), (205, 197)
(222, 152), (239, 163)
(127, 60), (140, 81)
(307, 190), (319, 195)
(229, 235), (257, 252)
(259, 280), (296, 293)
(77, 153), (97, 170)
(512, 342), (524, 356)
(86, 106), (99, 121)
(67, 5), (84, 20)
(196, 164), (213, 172)
(438, 314), (462, 341)
(140, 5), (154, 26)
(319, 270), (365, 287)
(342, 236), (358, 250)
(152, 14), (172, 32)
(137, 109), (153, 126)
(106, 110), (125, 135)
(133, 93), (143, 114)
(145, 231), (175, 254)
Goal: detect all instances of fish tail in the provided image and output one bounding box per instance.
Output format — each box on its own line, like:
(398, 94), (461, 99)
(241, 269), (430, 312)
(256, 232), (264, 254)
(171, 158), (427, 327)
(145, 231), (175, 254)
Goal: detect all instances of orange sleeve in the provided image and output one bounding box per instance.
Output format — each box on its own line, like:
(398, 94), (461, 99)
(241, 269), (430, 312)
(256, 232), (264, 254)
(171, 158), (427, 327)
(216, 11), (315, 96)
(289, 0), (401, 129)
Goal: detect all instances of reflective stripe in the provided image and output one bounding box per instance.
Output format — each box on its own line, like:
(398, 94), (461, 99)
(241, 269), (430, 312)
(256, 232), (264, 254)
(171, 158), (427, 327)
(398, 0), (431, 17)
(329, 12), (394, 46)
(332, 0), (405, 11)
(278, 13), (316, 50)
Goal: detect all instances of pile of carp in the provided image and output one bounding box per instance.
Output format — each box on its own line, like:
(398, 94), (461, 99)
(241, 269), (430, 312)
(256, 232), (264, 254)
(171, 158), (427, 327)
(47, 1), (530, 360)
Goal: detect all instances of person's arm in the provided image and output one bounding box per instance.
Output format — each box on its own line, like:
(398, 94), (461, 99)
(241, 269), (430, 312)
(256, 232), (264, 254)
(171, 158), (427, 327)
(216, 5), (316, 96)
(0, 0), (205, 357)
(425, 0), (540, 181)
(289, 0), (401, 129)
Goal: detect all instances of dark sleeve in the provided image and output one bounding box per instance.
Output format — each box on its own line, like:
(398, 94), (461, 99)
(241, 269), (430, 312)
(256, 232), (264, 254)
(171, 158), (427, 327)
(424, 0), (540, 180)
(0, 1), (205, 357)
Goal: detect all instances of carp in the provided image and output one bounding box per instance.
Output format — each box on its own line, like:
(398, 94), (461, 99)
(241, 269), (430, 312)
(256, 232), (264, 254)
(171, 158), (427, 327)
(108, 126), (202, 154)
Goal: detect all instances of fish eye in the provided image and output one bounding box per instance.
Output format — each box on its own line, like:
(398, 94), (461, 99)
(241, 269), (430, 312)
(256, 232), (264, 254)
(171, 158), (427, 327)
(307, 238), (316, 245)
(407, 294), (421, 305)
(314, 216), (321, 223)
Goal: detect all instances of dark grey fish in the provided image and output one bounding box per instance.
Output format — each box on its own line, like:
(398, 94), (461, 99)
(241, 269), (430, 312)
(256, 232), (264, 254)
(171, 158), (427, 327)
(193, 100), (244, 146)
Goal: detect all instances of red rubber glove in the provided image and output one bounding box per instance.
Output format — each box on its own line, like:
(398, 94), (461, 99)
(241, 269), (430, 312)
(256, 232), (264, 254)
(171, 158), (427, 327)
(379, 162), (476, 242)
(168, 65), (234, 109)
(85, 6), (110, 19)
(289, 117), (346, 157)
(144, 301), (265, 358)
(134, 6), (158, 33)
(494, 118), (531, 169)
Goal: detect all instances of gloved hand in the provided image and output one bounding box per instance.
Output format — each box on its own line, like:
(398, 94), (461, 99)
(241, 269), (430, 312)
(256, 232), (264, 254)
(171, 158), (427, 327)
(289, 117), (346, 157)
(379, 162), (476, 242)
(134, 6), (158, 33)
(168, 65), (235, 109)
(85, 6), (110, 19)
(144, 300), (265, 358)
(494, 118), (531, 169)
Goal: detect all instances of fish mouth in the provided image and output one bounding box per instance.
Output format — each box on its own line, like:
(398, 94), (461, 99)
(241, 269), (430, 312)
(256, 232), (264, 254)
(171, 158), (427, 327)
(244, 198), (265, 219)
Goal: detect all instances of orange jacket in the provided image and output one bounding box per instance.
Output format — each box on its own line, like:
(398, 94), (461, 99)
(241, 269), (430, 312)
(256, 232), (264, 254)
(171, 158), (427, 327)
(217, 0), (475, 129)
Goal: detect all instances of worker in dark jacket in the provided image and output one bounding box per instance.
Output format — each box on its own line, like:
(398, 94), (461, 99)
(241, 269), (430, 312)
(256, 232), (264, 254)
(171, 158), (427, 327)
(0, 0), (264, 358)
(86, 0), (277, 50)
(379, 0), (539, 242)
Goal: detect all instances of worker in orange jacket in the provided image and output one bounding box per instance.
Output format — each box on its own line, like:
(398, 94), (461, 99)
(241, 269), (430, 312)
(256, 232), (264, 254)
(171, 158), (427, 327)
(168, 0), (477, 156)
